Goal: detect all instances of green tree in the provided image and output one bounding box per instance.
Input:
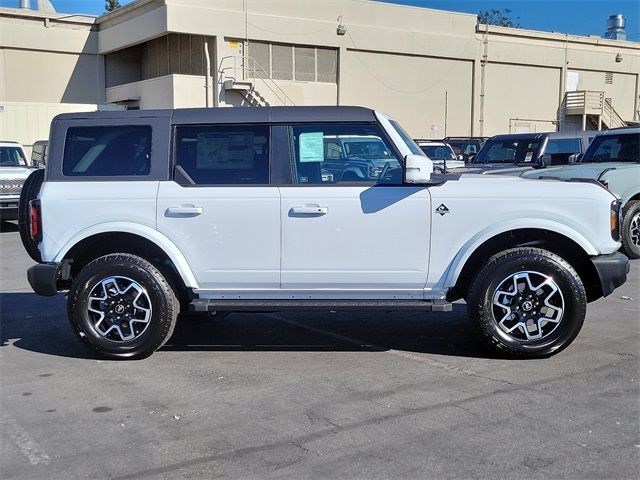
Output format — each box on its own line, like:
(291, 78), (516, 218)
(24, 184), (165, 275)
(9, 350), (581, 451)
(478, 8), (521, 28)
(105, 0), (121, 12)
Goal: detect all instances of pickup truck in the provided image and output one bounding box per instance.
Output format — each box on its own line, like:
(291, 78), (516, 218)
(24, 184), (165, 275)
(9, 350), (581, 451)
(20, 106), (628, 360)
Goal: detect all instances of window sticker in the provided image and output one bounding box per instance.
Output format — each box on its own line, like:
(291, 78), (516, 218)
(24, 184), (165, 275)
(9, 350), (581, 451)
(299, 132), (324, 163)
(196, 132), (254, 169)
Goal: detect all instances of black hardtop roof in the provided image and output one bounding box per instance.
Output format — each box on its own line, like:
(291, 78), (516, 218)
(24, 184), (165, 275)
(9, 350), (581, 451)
(489, 131), (596, 141)
(52, 106), (378, 124)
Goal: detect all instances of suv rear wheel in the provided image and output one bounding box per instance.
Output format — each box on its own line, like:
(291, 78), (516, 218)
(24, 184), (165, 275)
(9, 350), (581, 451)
(67, 253), (178, 359)
(467, 247), (586, 358)
(621, 200), (640, 259)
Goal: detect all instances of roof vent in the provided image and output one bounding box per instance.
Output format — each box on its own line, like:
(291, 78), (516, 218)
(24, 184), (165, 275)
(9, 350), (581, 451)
(604, 14), (626, 41)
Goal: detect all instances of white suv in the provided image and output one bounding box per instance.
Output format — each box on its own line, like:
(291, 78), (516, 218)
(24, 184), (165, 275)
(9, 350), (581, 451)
(22, 107), (629, 359)
(0, 141), (32, 221)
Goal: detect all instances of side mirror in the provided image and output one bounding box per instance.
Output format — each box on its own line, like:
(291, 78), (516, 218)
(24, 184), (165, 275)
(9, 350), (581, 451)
(539, 154), (551, 168)
(467, 154), (476, 164)
(568, 153), (582, 165)
(404, 154), (433, 183)
(457, 154), (463, 161)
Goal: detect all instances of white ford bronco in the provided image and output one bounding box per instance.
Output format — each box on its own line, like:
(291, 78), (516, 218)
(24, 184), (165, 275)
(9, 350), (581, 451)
(22, 107), (629, 359)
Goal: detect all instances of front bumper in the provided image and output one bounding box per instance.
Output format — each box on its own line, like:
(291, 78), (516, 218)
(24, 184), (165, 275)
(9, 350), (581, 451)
(591, 252), (630, 298)
(27, 262), (64, 296)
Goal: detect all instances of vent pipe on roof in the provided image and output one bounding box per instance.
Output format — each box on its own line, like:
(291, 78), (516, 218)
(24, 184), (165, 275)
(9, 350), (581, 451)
(604, 14), (626, 41)
(19, 0), (30, 9)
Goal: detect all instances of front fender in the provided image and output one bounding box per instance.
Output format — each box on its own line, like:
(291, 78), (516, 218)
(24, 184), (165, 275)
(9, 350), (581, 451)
(438, 218), (599, 291)
(52, 222), (199, 288)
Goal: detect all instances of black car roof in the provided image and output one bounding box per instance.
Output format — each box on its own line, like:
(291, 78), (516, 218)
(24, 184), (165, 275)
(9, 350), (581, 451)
(52, 106), (378, 124)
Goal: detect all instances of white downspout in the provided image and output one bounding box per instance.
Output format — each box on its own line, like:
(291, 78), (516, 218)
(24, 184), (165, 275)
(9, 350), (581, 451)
(204, 38), (211, 108)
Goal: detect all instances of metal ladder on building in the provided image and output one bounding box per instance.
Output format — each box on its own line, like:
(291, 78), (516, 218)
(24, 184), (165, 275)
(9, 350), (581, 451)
(218, 55), (295, 107)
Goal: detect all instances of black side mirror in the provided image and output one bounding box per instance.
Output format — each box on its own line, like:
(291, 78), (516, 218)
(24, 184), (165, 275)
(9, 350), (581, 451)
(467, 154), (476, 164)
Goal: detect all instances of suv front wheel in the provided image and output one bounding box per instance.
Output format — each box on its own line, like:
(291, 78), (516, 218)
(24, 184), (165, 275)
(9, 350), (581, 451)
(67, 253), (179, 359)
(621, 200), (640, 259)
(467, 247), (586, 358)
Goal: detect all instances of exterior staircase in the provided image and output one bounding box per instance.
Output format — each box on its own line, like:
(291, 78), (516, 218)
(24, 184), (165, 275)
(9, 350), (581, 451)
(218, 55), (295, 107)
(559, 90), (628, 131)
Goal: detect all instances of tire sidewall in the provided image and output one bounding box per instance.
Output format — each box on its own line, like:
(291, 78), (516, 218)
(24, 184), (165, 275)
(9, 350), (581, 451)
(621, 201), (640, 259)
(69, 258), (173, 358)
(474, 252), (586, 356)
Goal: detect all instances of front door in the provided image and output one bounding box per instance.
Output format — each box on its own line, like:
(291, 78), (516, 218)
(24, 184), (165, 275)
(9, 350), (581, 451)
(279, 123), (432, 295)
(157, 123), (280, 291)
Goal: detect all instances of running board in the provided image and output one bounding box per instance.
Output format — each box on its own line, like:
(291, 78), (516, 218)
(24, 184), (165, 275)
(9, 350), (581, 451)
(189, 299), (452, 313)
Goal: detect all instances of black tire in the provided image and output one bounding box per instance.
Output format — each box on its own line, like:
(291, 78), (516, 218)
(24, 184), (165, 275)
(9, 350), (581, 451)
(18, 169), (44, 262)
(67, 253), (179, 360)
(620, 200), (640, 260)
(467, 247), (586, 358)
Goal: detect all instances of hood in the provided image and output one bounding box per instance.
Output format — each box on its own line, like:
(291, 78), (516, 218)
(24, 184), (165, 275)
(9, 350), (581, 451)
(0, 166), (34, 179)
(521, 162), (639, 181)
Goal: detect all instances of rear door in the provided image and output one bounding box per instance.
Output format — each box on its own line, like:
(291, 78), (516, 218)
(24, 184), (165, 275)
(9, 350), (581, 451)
(278, 122), (431, 294)
(156, 123), (281, 291)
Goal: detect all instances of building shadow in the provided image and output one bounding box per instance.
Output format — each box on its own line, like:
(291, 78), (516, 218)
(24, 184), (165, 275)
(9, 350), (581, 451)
(0, 292), (492, 360)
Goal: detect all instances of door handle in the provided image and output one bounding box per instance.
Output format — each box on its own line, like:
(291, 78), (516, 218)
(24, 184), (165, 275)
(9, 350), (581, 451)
(165, 205), (204, 217)
(290, 205), (328, 216)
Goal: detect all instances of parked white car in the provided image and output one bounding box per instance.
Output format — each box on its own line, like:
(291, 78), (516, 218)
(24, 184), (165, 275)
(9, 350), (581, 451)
(416, 140), (465, 170)
(0, 141), (32, 221)
(22, 107), (629, 360)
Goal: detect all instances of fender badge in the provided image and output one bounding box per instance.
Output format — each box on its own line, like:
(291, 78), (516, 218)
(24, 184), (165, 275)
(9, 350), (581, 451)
(435, 204), (450, 216)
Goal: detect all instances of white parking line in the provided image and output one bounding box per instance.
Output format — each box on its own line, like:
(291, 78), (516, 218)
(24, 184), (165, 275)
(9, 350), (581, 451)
(1, 417), (50, 466)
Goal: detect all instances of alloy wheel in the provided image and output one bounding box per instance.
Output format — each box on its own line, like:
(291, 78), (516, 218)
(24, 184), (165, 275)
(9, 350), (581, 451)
(491, 270), (564, 342)
(86, 276), (152, 342)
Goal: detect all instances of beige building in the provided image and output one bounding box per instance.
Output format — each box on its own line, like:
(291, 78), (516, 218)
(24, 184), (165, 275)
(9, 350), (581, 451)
(1, 0), (639, 150)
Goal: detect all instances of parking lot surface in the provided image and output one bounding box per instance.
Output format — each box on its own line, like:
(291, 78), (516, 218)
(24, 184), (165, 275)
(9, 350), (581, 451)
(1, 221), (638, 479)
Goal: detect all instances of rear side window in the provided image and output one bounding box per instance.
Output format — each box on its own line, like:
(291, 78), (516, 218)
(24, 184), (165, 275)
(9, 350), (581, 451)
(63, 126), (151, 176)
(175, 125), (270, 185)
(545, 139), (580, 154)
(545, 138), (581, 165)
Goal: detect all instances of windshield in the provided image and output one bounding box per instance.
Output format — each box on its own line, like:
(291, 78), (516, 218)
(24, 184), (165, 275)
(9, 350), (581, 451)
(420, 145), (455, 160)
(389, 119), (424, 156)
(581, 133), (639, 163)
(0, 146), (27, 167)
(447, 140), (483, 159)
(343, 140), (394, 159)
(474, 138), (540, 164)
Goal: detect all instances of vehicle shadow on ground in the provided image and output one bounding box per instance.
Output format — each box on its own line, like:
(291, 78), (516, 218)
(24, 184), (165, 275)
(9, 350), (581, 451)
(0, 221), (19, 233)
(0, 292), (491, 360)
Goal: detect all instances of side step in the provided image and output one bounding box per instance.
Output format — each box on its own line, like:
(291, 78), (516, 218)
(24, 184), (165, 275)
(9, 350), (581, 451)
(189, 299), (452, 313)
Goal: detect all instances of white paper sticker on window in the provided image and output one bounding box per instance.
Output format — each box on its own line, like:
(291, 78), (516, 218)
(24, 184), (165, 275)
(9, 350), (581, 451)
(299, 132), (324, 163)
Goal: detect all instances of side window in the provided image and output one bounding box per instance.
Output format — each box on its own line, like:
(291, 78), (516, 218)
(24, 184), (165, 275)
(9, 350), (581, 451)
(289, 123), (401, 185)
(175, 124), (269, 185)
(545, 139), (581, 165)
(63, 126), (151, 176)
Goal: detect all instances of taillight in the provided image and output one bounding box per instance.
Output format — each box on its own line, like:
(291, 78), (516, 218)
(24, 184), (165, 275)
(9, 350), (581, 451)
(610, 200), (621, 241)
(29, 199), (42, 242)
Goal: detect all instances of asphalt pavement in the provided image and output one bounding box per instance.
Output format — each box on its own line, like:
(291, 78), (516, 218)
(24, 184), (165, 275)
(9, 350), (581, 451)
(1, 220), (638, 479)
